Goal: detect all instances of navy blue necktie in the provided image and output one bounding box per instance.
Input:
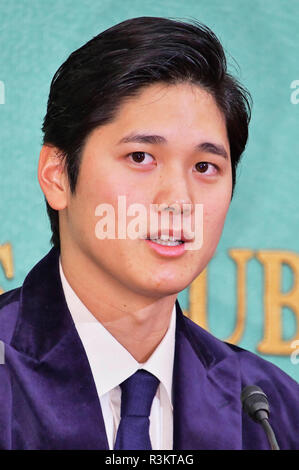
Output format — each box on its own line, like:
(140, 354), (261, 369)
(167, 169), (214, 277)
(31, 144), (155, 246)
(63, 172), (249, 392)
(114, 369), (160, 450)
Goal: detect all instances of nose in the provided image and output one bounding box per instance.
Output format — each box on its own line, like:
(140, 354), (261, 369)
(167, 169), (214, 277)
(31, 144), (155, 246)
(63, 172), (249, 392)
(152, 167), (194, 216)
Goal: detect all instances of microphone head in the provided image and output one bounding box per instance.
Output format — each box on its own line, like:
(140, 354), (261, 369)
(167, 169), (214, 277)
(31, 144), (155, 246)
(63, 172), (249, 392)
(241, 385), (270, 422)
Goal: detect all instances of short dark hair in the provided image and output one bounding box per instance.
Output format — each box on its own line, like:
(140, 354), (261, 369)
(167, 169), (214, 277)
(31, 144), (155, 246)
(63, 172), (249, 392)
(42, 16), (252, 249)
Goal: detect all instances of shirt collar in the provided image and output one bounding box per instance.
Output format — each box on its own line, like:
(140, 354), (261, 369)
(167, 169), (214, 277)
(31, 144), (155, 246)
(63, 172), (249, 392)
(59, 258), (176, 408)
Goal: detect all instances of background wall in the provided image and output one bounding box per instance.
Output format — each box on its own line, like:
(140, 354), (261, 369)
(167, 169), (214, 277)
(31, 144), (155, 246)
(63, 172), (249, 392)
(0, 0), (298, 380)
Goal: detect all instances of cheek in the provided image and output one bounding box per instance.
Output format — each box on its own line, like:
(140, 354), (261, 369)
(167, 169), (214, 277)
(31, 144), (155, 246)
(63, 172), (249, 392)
(72, 177), (151, 243)
(203, 193), (231, 240)
(79, 160), (147, 209)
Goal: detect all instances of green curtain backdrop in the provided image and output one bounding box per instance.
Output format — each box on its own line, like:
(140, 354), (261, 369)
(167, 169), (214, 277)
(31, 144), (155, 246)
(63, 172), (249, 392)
(0, 0), (298, 380)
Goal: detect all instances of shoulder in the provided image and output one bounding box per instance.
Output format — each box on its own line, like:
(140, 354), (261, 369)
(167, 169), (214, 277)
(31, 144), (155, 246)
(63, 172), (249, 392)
(183, 313), (298, 390)
(227, 341), (298, 386)
(0, 288), (21, 449)
(0, 286), (21, 309)
(0, 287), (21, 344)
(183, 314), (299, 449)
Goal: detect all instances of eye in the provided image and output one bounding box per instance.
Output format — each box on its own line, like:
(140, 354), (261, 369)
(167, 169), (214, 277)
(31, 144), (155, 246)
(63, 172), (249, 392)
(194, 161), (218, 176)
(127, 151), (154, 165)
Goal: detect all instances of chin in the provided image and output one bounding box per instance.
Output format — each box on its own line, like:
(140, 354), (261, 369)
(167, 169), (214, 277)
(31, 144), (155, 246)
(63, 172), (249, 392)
(144, 277), (192, 298)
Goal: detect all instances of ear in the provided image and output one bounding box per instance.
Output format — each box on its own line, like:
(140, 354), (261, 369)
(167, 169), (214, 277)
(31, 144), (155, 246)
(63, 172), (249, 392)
(38, 145), (68, 210)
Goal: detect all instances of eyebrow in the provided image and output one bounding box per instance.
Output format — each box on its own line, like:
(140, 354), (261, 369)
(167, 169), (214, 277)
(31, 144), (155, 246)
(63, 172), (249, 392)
(117, 133), (228, 159)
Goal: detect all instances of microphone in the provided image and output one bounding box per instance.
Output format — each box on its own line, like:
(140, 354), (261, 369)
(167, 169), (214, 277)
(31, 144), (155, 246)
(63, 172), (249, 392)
(241, 385), (280, 450)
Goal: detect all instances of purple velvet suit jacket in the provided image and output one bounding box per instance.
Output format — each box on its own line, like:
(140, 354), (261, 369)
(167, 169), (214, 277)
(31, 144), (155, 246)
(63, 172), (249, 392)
(0, 247), (298, 450)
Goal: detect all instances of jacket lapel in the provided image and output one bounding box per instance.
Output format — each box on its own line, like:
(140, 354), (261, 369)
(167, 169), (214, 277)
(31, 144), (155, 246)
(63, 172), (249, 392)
(173, 300), (243, 449)
(10, 248), (109, 449)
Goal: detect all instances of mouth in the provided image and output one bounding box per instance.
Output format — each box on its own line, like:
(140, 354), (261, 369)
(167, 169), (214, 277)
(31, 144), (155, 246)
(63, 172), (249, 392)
(143, 228), (193, 244)
(145, 235), (184, 247)
(143, 235), (186, 257)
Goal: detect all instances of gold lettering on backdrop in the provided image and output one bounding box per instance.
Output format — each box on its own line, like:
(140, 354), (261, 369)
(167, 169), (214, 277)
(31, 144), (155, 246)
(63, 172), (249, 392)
(256, 250), (299, 355)
(184, 249), (254, 342)
(224, 249), (255, 344)
(0, 243), (14, 294)
(183, 268), (208, 329)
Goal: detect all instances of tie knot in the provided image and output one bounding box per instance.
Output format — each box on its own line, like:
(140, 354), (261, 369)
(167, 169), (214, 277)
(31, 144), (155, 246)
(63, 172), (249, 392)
(120, 369), (160, 417)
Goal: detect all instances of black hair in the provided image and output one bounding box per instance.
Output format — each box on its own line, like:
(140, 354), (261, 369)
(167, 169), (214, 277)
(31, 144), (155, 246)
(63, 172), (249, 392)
(42, 16), (252, 249)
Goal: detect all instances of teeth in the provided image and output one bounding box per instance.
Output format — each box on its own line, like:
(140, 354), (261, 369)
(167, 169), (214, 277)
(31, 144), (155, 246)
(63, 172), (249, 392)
(150, 238), (183, 246)
(160, 234), (173, 241)
(150, 235), (181, 241)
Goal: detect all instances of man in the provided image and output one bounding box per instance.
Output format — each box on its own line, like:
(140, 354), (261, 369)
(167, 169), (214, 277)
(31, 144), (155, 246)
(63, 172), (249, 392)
(0, 16), (298, 450)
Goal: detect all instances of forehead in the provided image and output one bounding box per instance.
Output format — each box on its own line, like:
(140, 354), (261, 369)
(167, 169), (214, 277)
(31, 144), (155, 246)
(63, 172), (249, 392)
(107, 82), (228, 144)
(82, 82), (230, 162)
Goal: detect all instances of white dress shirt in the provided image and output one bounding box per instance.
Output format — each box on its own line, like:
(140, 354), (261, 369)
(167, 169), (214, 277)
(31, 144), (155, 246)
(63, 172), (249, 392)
(59, 259), (175, 450)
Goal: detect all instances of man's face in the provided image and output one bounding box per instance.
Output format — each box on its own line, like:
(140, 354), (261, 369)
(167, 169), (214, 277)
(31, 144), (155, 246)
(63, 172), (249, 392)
(61, 82), (232, 298)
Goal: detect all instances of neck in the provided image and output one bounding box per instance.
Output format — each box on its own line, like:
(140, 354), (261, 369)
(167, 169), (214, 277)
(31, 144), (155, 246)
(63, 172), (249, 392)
(60, 242), (177, 363)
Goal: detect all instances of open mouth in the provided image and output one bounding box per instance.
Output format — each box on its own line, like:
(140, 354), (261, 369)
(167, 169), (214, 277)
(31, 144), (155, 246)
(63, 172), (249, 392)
(146, 237), (184, 246)
(144, 235), (186, 257)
